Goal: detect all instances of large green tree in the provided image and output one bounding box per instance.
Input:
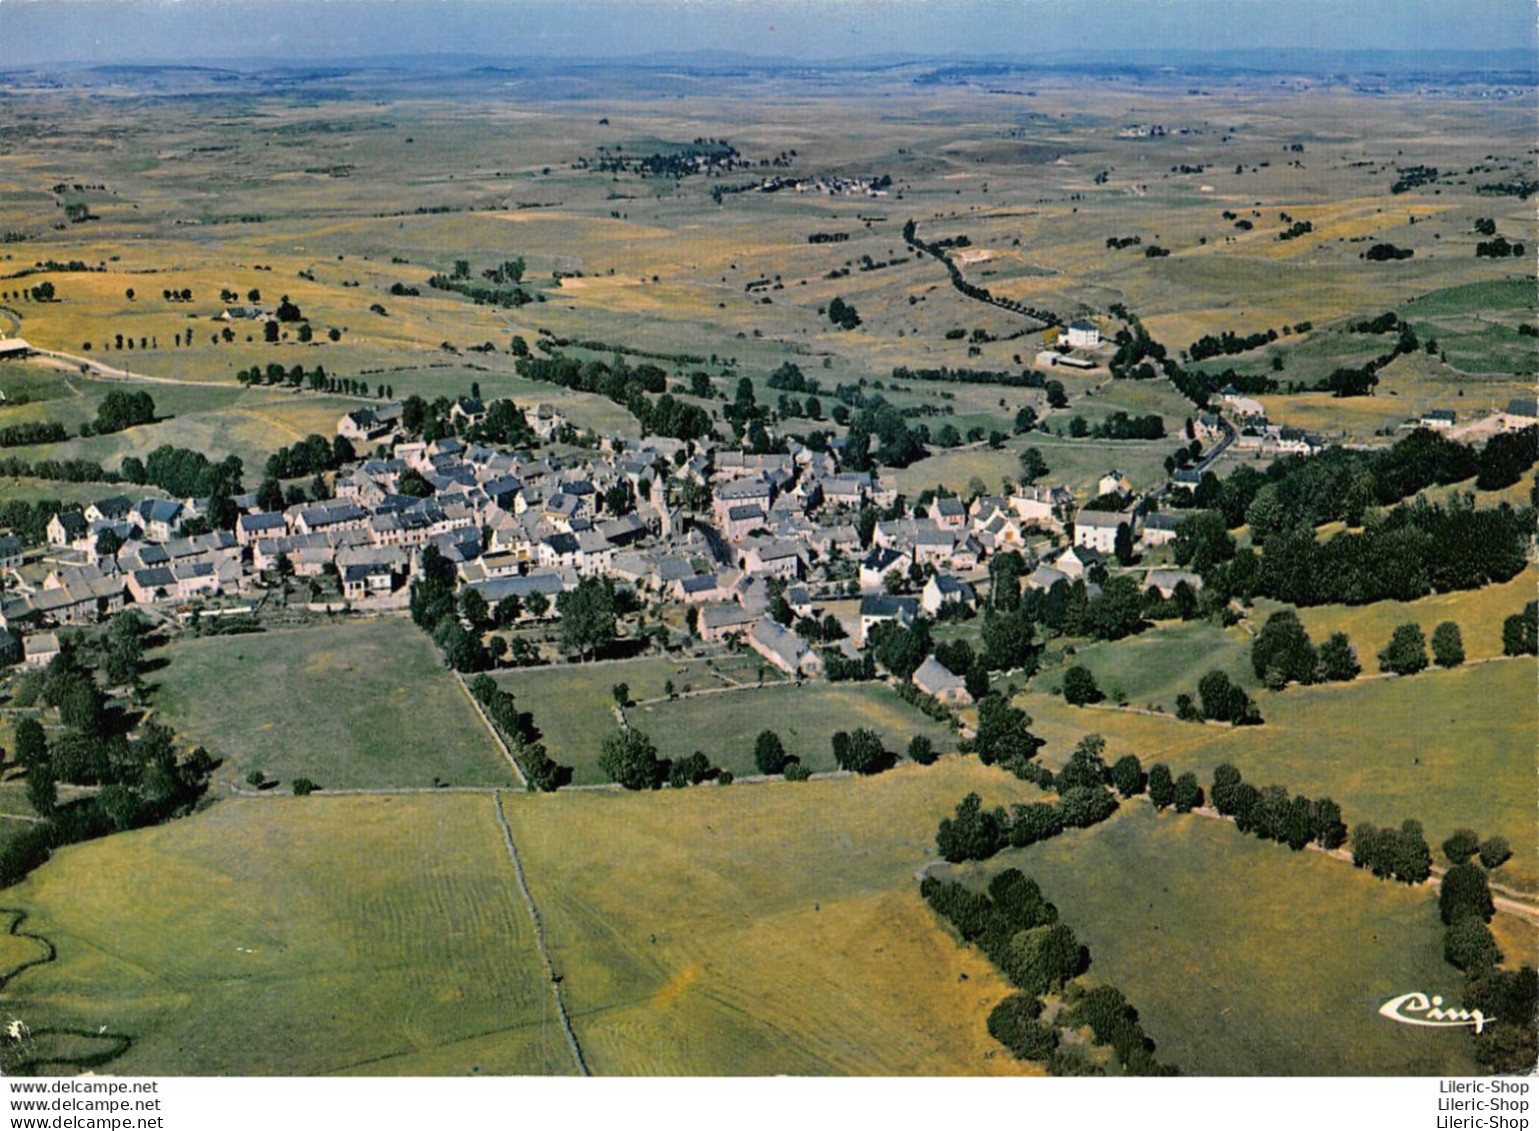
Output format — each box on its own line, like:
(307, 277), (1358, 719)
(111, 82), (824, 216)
(1378, 623), (1428, 676)
(558, 577), (618, 660)
(599, 728), (666, 791)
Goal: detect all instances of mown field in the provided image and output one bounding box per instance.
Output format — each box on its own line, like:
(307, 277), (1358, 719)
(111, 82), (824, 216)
(1020, 656), (1538, 891)
(0, 795), (571, 1075)
(949, 803), (1479, 1076)
(152, 616), (512, 791)
(501, 756), (1047, 1075)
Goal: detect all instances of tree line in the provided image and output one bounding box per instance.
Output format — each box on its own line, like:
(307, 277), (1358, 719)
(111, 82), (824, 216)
(923, 868), (1173, 1074)
(1173, 426), (1538, 536)
(515, 353), (712, 443)
(466, 674), (569, 792)
(1432, 828), (1534, 1074)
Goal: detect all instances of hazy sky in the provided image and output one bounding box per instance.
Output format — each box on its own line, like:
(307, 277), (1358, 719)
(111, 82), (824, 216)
(0, 0), (1533, 67)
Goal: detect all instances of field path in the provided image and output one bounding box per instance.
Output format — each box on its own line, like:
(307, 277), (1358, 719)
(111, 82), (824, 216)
(490, 790), (590, 1077)
(1177, 800), (1539, 925)
(31, 348), (215, 387)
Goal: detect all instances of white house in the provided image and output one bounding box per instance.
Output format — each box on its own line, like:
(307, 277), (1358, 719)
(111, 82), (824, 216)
(1073, 509), (1127, 554)
(1063, 320), (1101, 349)
(1140, 512), (1182, 549)
(1097, 471), (1133, 500)
(921, 573), (978, 616)
(859, 547), (909, 593)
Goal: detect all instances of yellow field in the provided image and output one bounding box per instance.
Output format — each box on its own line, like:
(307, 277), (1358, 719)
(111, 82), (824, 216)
(0, 795), (569, 1076)
(1289, 566), (1538, 664)
(502, 757), (1047, 1075)
(1020, 656), (1539, 891)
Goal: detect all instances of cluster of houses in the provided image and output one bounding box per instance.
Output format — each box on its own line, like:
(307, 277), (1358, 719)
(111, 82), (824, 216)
(0, 384), (1221, 694)
(755, 174), (891, 197)
(1212, 388), (1326, 456)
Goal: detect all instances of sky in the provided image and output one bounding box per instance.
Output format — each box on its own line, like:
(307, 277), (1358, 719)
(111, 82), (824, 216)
(0, 0), (1533, 68)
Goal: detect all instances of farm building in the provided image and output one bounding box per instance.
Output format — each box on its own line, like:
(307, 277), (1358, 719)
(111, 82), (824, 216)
(912, 655), (972, 705)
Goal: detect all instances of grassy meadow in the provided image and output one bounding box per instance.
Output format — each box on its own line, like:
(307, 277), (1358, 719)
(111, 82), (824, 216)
(634, 681), (959, 778)
(950, 803), (1479, 1076)
(1019, 656), (1538, 891)
(151, 617), (512, 791)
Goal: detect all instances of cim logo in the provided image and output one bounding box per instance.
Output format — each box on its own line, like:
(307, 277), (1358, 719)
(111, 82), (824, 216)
(1379, 992), (1491, 1034)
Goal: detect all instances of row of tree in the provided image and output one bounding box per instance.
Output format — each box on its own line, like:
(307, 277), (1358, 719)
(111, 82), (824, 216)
(466, 674), (569, 791)
(0, 421), (69, 448)
(924, 869), (1172, 1074)
(1210, 764), (1347, 851)
(937, 735), (1130, 862)
(1433, 830), (1535, 1074)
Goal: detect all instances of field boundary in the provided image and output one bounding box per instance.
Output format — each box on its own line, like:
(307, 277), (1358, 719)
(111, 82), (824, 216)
(454, 671), (528, 789)
(1167, 798), (1539, 924)
(490, 790), (589, 1077)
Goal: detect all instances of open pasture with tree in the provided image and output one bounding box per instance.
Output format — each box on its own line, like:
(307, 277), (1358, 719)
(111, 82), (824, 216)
(949, 803), (1478, 1075)
(1019, 656), (1538, 891)
(1033, 618), (1261, 710)
(632, 681), (958, 781)
(491, 653), (787, 784)
(1285, 566), (1538, 665)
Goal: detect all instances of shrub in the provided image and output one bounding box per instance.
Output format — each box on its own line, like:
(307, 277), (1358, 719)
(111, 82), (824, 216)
(1479, 836), (1512, 870)
(1251, 610), (1317, 685)
(754, 729), (792, 775)
(832, 727), (891, 775)
(291, 778), (316, 796)
(1442, 828), (1481, 865)
(1061, 665), (1102, 706)
(1501, 601), (1538, 656)
(782, 761), (812, 782)
(1109, 754), (1147, 798)
(1444, 916), (1502, 976)
(1439, 862), (1495, 926)
(1058, 785), (1118, 829)
(907, 734), (938, 765)
(1378, 623), (1427, 676)
(1317, 632), (1361, 681)
(1430, 621), (1464, 668)
(987, 995), (1058, 1062)
(599, 729), (666, 790)
(1007, 801), (1063, 848)
(1172, 772), (1204, 813)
